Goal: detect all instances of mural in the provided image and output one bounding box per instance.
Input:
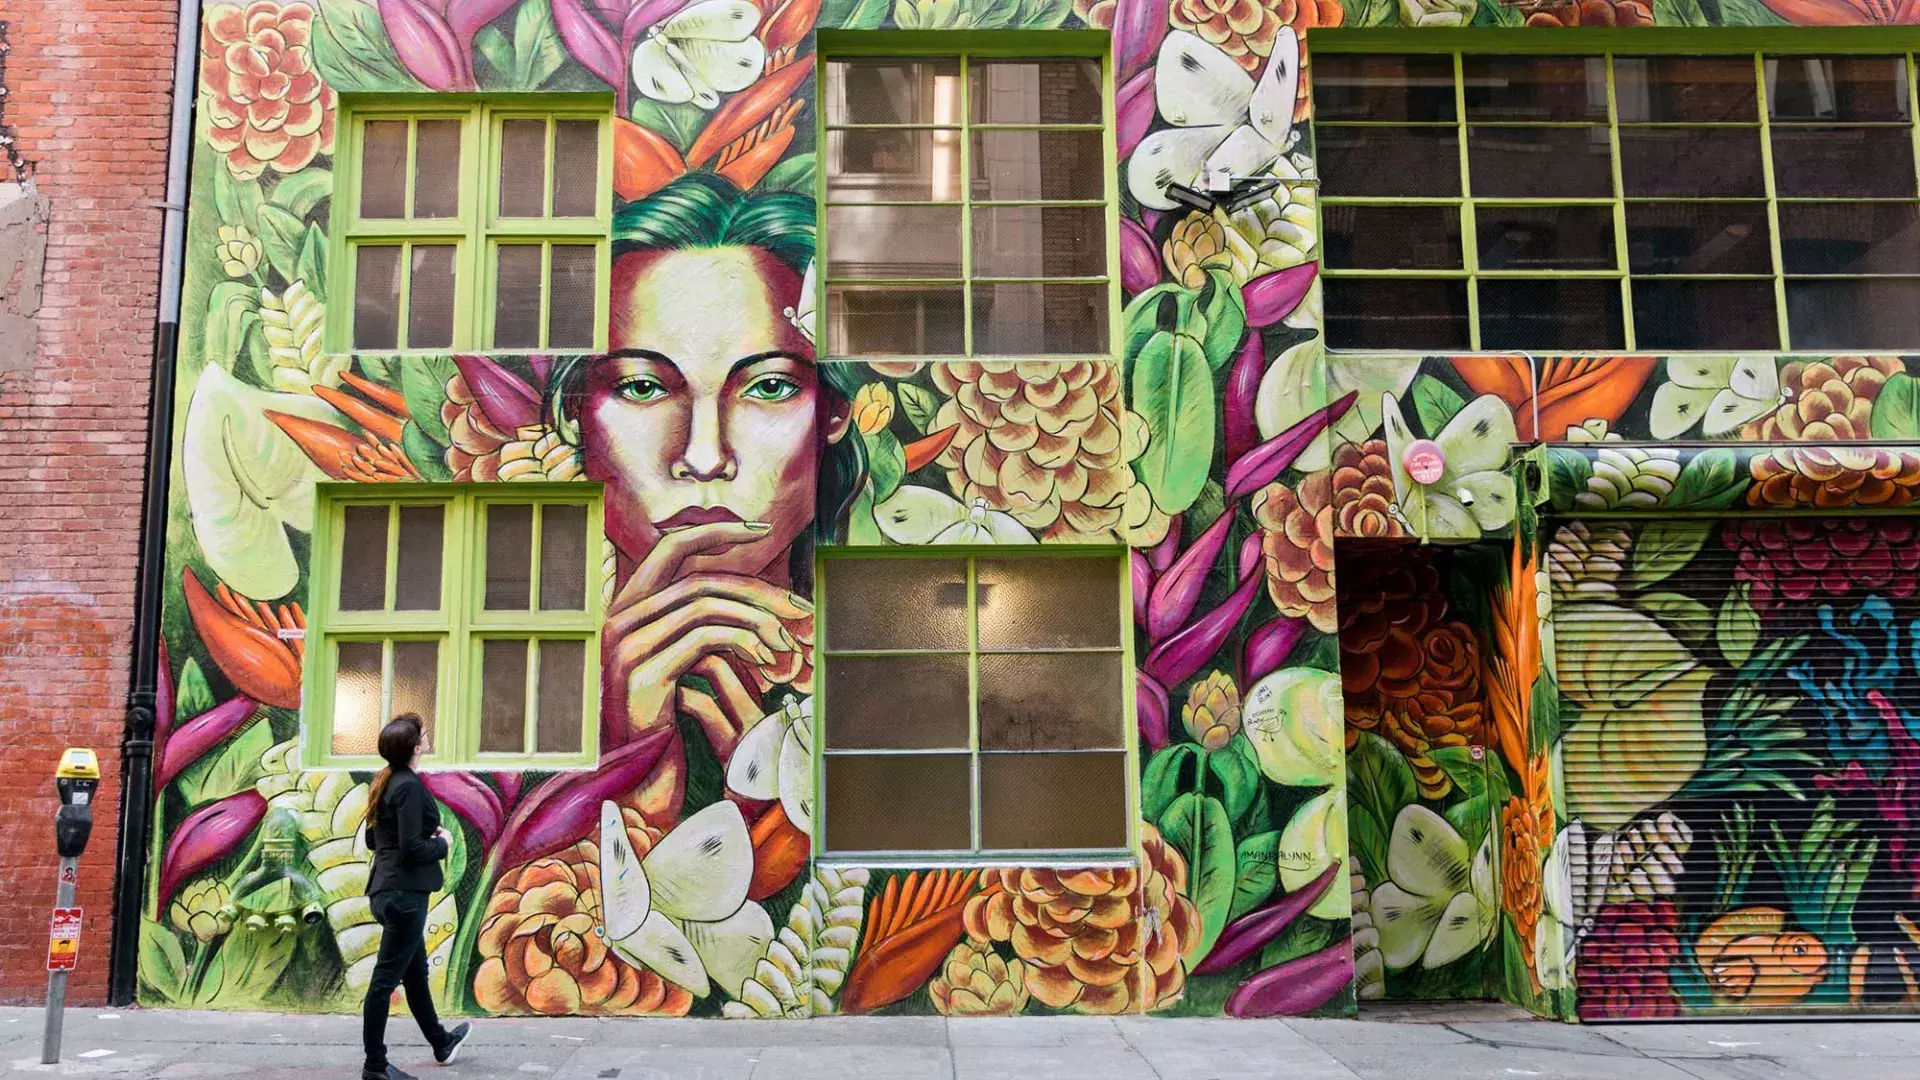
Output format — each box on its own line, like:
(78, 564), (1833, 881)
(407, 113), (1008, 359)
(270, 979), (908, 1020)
(144, 0), (1920, 1027)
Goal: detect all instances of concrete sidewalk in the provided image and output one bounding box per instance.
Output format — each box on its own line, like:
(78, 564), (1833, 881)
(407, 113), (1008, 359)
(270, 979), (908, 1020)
(1, 1003), (1916, 1080)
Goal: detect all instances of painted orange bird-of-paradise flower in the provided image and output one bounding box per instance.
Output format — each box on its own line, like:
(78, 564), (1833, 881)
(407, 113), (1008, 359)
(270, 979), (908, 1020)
(182, 566), (303, 710)
(268, 371), (422, 483)
(1452, 356), (1657, 443)
(840, 869), (994, 1015)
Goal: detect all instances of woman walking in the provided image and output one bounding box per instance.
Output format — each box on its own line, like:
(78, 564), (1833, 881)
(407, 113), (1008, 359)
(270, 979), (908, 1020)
(362, 715), (471, 1079)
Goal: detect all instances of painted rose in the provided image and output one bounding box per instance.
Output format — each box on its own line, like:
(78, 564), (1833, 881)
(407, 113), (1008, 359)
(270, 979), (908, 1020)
(200, 1), (336, 180)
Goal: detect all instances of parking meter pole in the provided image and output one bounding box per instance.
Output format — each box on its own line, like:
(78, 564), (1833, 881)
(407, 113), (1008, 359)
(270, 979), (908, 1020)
(41, 857), (77, 1065)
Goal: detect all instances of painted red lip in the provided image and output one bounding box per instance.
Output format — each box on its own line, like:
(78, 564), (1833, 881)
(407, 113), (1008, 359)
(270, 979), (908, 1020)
(654, 506), (745, 530)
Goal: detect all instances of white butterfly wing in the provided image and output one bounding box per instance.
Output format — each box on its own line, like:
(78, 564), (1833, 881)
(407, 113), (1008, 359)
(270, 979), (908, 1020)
(1648, 381), (1714, 439)
(1664, 354), (1737, 390)
(1126, 125), (1235, 209)
(1725, 355), (1779, 403)
(662, 0), (762, 41)
(633, 35), (698, 105)
(669, 36), (766, 98)
(598, 800), (651, 941)
(1248, 27), (1298, 149)
(1154, 31), (1255, 128)
(1203, 124), (1280, 185)
(874, 485), (967, 545)
(1701, 385), (1776, 437)
(1435, 394), (1518, 479)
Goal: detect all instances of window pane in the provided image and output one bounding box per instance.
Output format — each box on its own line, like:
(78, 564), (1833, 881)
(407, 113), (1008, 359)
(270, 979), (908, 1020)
(1462, 56), (1608, 121)
(535, 640), (586, 754)
(339, 505), (389, 611)
(976, 558), (1120, 649)
(969, 59), (1101, 124)
(547, 245), (597, 349)
(493, 245), (544, 349)
(826, 205), (963, 278)
(1468, 126), (1613, 198)
(977, 652), (1124, 751)
(479, 639), (529, 753)
(1631, 279), (1780, 350)
(539, 504), (589, 611)
(1325, 278), (1471, 350)
(823, 654), (971, 750)
(826, 59), (960, 125)
(826, 285), (965, 356)
(823, 557), (968, 650)
(825, 129), (962, 202)
(971, 205), (1106, 279)
(1614, 56), (1759, 122)
(1324, 205), (1463, 270)
(971, 130), (1104, 200)
(332, 641), (384, 755)
(1618, 127), (1765, 197)
(973, 282), (1108, 355)
(359, 121), (409, 219)
(1313, 53), (1457, 122)
(1779, 202), (1920, 274)
(551, 120), (600, 217)
(485, 504), (534, 610)
(1788, 278), (1920, 349)
(1768, 56), (1910, 122)
(1475, 205), (1616, 271)
(391, 640), (439, 745)
(980, 751), (1127, 850)
(408, 245), (458, 350)
(1317, 127), (1460, 198)
(823, 753), (971, 853)
(499, 119), (549, 217)
(353, 246), (402, 350)
(1770, 126), (1917, 198)
(394, 505), (444, 611)
(1626, 202), (1774, 275)
(1477, 278), (1624, 350)
(412, 119), (462, 218)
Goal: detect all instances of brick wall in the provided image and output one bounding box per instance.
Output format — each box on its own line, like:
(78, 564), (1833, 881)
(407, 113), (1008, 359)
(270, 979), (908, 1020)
(0, 0), (177, 1005)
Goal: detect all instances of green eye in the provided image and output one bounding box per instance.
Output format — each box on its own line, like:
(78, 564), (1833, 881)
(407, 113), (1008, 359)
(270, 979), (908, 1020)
(617, 377), (668, 403)
(743, 376), (800, 402)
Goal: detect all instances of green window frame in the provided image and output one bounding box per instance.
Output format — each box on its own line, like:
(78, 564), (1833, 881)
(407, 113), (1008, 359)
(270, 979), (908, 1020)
(330, 97), (614, 355)
(814, 550), (1135, 863)
(303, 483), (605, 770)
(1311, 34), (1920, 352)
(816, 35), (1120, 362)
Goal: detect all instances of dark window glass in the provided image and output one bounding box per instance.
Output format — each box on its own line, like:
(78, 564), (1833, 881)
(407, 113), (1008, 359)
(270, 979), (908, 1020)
(1771, 126), (1918, 198)
(1313, 53), (1457, 122)
(1614, 56), (1759, 122)
(1477, 278), (1624, 350)
(1468, 126), (1613, 198)
(1463, 56), (1608, 121)
(1779, 202), (1920, 274)
(1475, 205), (1616, 271)
(1317, 127), (1460, 197)
(1618, 127), (1765, 197)
(1768, 56), (1910, 122)
(1626, 202), (1773, 275)
(1631, 279), (1780, 350)
(1788, 278), (1920, 349)
(1324, 205), (1463, 270)
(1325, 278), (1471, 350)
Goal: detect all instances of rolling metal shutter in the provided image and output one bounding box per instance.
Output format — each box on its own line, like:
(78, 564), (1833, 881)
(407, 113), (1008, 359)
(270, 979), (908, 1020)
(1551, 516), (1920, 1020)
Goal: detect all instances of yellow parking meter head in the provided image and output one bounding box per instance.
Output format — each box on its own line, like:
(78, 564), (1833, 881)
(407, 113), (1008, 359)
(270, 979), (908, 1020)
(56, 749), (99, 781)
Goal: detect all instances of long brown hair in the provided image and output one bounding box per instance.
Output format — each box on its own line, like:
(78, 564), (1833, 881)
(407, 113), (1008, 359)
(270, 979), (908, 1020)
(364, 714), (423, 828)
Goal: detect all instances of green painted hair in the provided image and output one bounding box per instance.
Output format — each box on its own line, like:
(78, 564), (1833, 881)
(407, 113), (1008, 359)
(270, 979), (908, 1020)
(546, 173), (866, 577)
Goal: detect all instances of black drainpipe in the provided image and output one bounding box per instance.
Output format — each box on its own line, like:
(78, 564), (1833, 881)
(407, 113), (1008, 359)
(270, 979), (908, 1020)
(108, 0), (201, 1006)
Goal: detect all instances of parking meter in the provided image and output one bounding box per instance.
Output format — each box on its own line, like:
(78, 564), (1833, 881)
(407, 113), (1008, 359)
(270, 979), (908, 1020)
(42, 748), (98, 1065)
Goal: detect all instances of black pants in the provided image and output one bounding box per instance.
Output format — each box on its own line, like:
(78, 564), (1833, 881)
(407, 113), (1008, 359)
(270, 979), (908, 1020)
(363, 890), (448, 1072)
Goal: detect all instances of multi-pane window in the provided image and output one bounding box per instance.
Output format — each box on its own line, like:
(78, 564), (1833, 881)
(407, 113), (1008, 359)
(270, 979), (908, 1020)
(822, 55), (1113, 358)
(819, 554), (1130, 858)
(306, 486), (603, 769)
(338, 103), (611, 353)
(1315, 52), (1920, 351)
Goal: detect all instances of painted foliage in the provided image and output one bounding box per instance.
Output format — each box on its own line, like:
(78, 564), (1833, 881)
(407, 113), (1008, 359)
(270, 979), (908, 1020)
(146, 0), (1920, 1028)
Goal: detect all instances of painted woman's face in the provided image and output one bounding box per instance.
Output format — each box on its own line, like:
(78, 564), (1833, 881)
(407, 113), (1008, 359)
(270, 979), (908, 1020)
(582, 246), (839, 579)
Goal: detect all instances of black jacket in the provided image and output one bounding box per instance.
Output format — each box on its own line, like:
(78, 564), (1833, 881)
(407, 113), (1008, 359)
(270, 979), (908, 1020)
(365, 768), (447, 896)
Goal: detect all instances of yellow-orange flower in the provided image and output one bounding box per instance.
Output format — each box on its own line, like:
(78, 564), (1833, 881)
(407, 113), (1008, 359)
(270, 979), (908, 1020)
(200, 1), (336, 180)
(930, 940), (1030, 1016)
(853, 383), (895, 437)
(1182, 671), (1243, 751)
(1253, 474), (1337, 633)
(1170, 0), (1345, 75)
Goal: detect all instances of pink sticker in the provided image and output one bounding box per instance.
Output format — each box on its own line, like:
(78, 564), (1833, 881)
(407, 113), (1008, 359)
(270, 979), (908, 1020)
(1403, 439), (1446, 485)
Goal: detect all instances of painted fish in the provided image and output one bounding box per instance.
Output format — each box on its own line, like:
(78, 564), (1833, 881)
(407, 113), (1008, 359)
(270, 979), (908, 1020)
(1695, 906), (1827, 1006)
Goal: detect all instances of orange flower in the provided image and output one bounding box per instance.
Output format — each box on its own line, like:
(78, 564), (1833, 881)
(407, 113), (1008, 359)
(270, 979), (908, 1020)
(182, 567), (303, 710)
(1170, 0), (1344, 78)
(1253, 474), (1337, 633)
(200, 1), (336, 181)
(474, 807), (694, 1017)
(1501, 755), (1554, 985)
(614, 55), (816, 202)
(1452, 356), (1656, 442)
(1754, 0), (1917, 23)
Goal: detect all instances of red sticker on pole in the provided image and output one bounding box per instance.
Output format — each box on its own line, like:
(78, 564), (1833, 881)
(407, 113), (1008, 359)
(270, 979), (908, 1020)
(47, 908), (81, 972)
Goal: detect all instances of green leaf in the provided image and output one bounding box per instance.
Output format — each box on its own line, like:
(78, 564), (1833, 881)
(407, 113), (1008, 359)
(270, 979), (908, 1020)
(1141, 743), (1200, 824)
(473, 27), (515, 88)
(267, 170), (333, 219)
(1426, 746), (1488, 802)
(1159, 792), (1237, 962)
(255, 205), (306, 282)
(194, 926), (296, 1005)
(1716, 583), (1761, 667)
(1196, 267), (1246, 371)
(1472, 0), (1526, 24)
(1873, 372), (1920, 439)
(1231, 831), (1281, 919)
(1412, 375), (1467, 438)
(1347, 731), (1418, 833)
(355, 354), (398, 383)
(1444, 793), (1493, 855)
(175, 658), (216, 722)
(203, 281), (262, 375)
(1348, 802), (1388, 886)
(1653, 0), (1712, 24)
(396, 355), (459, 445)
(310, 0), (418, 90)
(1260, 914), (1340, 970)
(138, 919), (188, 1004)
(213, 166), (266, 231)
(1669, 448), (1747, 510)
(1130, 331), (1215, 516)
(1546, 448), (1591, 512)
(895, 382), (939, 434)
(295, 225), (327, 296)
(1209, 743), (1262, 828)
(508, 0), (567, 89)
(402, 421), (454, 482)
(847, 483), (883, 544)
(824, 0), (894, 27)
(1122, 284), (1184, 376)
(1637, 591), (1713, 647)
(176, 714), (274, 806)
(1017, 0), (1075, 26)
(628, 98), (710, 153)
(759, 153), (817, 195)
(1628, 520), (1711, 588)
(866, 429), (907, 503)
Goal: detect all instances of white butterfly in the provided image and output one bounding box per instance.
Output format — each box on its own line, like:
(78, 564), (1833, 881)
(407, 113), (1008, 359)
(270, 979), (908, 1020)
(1649, 356), (1783, 439)
(873, 485), (1035, 545)
(725, 697), (813, 836)
(783, 260), (816, 346)
(1381, 391), (1519, 540)
(632, 0), (767, 109)
(1125, 29), (1298, 210)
